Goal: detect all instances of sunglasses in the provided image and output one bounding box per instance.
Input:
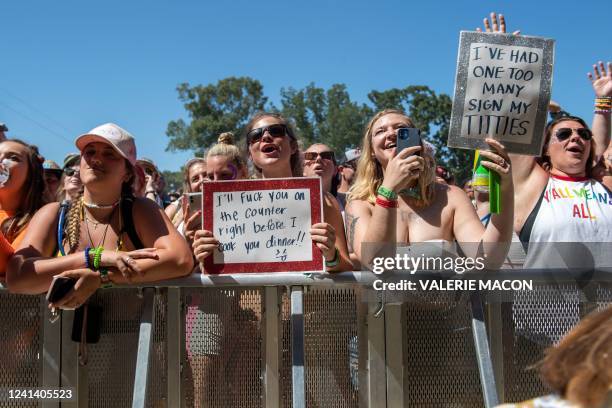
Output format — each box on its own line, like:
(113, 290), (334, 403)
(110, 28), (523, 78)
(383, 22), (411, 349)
(554, 127), (592, 142)
(64, 168), (80, 177)
(246, 124), (287, 145)
(304, 151), (335, 162)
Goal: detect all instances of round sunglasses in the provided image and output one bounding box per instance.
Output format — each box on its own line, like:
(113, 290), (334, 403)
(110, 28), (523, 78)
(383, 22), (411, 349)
(246, 124), (288, 145)
(554, 127), (592, 142)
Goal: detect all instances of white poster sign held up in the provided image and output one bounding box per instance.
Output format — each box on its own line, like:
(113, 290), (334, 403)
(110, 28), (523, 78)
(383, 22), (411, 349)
(202, 177), (324, 274)
(448, 32), (554, 155)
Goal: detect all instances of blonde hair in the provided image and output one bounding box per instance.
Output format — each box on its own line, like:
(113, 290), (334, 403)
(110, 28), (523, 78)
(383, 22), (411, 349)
(348, 109), (436, 206)
(207, 132), (248, 173)
(244, 112), (303, 178)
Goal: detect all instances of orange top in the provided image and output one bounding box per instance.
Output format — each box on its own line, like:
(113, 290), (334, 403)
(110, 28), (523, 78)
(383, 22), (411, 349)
(0, 210), (30, 278)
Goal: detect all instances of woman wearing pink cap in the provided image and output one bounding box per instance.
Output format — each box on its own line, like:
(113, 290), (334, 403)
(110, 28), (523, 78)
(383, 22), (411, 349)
(7, 123), (194, 309)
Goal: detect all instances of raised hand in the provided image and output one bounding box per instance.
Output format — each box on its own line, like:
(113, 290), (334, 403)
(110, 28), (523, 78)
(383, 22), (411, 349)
(478, 138), (512, 180)
(476, 12), (520, 35)
(588, 61), (612, 98)
(381, 146), (424, 193)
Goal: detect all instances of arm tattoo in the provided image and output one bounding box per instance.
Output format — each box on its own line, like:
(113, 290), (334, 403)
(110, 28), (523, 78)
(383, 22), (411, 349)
(346, 213), (359, 253)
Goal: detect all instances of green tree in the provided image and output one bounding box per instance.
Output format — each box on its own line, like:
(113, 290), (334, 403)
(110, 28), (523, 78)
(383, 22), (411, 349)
(279, 83), (371, 153)
(369, 86), (473, 184)
(166, 77), (268, 156)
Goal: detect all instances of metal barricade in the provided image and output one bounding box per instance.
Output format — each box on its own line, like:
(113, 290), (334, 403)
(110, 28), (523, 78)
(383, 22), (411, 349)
(0, 271), (611, 407)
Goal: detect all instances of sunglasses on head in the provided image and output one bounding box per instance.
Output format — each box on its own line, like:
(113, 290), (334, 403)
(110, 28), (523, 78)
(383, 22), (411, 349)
(246, 124), (288, 145)
(304, 151), (335, 162)
(554, 127), (592, 142)
(64, 168), (80, 177)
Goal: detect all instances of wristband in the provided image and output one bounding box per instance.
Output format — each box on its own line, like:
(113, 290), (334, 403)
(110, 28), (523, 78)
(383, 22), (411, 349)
(377, 185), (398, 200)
(99, 268), (113, 289)
(84, 246), (92, 269)
(325, 248), (340, 268)
(594, 109), (611, 114)
(376, 195), (399, 209)
(93, 246), (104, 270)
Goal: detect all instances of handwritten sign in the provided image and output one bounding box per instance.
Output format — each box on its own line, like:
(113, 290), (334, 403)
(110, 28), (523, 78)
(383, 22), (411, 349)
(202, 178), (323, 274)
(448, 32), (554, 155)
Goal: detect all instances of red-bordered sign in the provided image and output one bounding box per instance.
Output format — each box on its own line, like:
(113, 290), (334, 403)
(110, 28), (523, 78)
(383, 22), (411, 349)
(202, 178), (323, 274)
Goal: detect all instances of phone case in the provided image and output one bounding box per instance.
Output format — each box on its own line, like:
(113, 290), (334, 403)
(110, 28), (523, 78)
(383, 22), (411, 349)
(397, 128), (421, 155)
(46, 276), (77, 303)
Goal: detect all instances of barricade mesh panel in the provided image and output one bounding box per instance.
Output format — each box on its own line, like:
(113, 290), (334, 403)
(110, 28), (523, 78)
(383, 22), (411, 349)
(86, 289), (144, 407)
(404, 291), (484, 407)
(0, 293), (42, 408)
(145, 290), (168, 407)
(304, 287), (359, 408)
(182, 288), (263, 408)
(281, 289), (293, 408)
(502, 283), (612, 403)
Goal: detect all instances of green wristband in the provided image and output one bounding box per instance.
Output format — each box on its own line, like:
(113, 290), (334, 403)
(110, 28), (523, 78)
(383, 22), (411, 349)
(377, 186), (397, 200)
(325, 248), (340, 268)
(93, 246), (104, 271)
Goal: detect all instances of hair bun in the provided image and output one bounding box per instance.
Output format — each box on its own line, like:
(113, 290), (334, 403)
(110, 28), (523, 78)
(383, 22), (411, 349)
(218, 132), (235, 145)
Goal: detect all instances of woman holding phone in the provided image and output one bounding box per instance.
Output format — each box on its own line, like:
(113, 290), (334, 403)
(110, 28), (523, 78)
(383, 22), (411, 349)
(165, 157), (208, 232)
(345, 109), (514, 267)
(6, 123), (193, 309)
(192, 113), (352, 272)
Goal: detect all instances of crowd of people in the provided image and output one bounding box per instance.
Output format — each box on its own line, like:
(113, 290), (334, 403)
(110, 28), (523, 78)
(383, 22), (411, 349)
(0, 62), (609, 299)
(0, 12), (610, 406)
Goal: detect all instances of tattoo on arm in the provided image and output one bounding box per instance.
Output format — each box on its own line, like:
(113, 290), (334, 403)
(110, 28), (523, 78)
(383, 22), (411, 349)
(346, 214), (359, 253)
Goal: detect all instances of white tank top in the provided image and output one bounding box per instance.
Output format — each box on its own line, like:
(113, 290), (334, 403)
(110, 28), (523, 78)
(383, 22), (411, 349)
(528, 175), (612, 242)
(524, 175), (612, 269)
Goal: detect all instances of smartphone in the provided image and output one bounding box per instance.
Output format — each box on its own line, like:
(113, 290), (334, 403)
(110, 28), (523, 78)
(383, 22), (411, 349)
(46, 276), (77, 303)
(397, 128), (421, 156)
(185, 192), (203, 215)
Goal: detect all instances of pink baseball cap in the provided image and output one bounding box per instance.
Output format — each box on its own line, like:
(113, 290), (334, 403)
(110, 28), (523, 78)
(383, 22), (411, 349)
(75, 123), (137, 166)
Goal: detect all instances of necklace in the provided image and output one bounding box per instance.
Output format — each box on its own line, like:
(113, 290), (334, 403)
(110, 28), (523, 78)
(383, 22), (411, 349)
(85, 218), (110, 248)
(82, 198), (121, 210)
(83, 204), (117, 248)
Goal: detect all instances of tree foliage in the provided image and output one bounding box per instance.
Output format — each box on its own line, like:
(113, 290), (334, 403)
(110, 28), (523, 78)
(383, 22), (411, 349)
(168, 78), (473, 183)
(166, 77), (268, 156)
(279, 83), (371, 153)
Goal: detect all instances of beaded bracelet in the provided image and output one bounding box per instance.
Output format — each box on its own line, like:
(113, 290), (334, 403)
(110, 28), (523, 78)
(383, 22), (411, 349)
(99, 268), (113, 289)
(325, 248), (340, 268)
(84, 246), (92, 269)
(595, 110), (611, 114)
(376, 195), (399, 208)
(93, 246), (104, 271)
(377, 185), (398, 200)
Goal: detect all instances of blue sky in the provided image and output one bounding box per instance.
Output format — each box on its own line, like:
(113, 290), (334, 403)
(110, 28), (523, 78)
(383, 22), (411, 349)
(1, 1), (609, 171)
